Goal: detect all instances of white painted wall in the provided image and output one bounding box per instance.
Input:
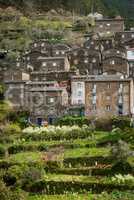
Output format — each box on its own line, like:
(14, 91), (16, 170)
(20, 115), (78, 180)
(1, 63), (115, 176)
(71, 81), (85, 105)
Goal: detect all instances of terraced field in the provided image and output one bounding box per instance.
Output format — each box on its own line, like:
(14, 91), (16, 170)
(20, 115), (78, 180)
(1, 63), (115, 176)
(0, 125), (134, 199)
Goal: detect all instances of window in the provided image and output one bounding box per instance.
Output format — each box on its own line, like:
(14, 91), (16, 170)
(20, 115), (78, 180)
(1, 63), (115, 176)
(53, 63), (57, 66)
(50, 97), (54, 103)
(91, 41), (94, 45)
(106, 96), (111, 100)
(78, 99), (82, 104)
(110, 60), (115, 65)
(130, 63), (134, 68)
(106, 105), (111, 111)
(118, 104), (123, 115)
(107, 31), (111, 34)
(41, 43), (45, 47)
(74, 59), (78, 65)
(122, 34), (125, 38)
(16, 62), (20, 67)
(84, 59), (88, 64)
(107, 83), (111, 89)
(117, 51), (120, 54)
(42, 62), (47, 67)
(92, 95), (97, 104)
(73, 52), (78, 56)
(100, 25), (103, 28)
(131, 34), (134, 38)
(47, 97), (55, 104)
(119, 95), (123, 104)
(92, 105), (96, 111)
(106, 40), (109, 44)
(62, 51), (65, 55)
(56, 51), (59, 55)
(34, 43), (37, 47)
(92, 83), (96, 90)
(78, 91), (82, 97)
(77, 82), (82, 88)
(84, 51), (88, 56)
(107, 23), (111, 26)
(95, 46), (99, 50)
(92, 58), (96, 63)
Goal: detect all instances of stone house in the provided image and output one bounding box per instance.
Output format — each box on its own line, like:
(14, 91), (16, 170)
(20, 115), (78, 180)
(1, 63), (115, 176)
(94, 18), (124, 36)
(35, 56), (70, 72)
(68, 48), (102, 75)
(115, 31), (134, 45)
(52, 44), (71, 57)
(102, 54), (128, 75)
(83, 36), (114, 51)
(30, 40), (52, 56)
(85, 75), (131, 118)
(23, 51), (70, 72)
(71, 75), (132, 118)
(24, 81), (68, 123)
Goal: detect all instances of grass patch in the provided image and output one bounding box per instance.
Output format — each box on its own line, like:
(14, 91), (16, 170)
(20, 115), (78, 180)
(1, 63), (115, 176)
(63, 147), (110, 158)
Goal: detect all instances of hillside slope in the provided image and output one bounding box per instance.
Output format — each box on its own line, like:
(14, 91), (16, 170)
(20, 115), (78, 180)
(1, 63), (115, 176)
(0, 0), (133, 19)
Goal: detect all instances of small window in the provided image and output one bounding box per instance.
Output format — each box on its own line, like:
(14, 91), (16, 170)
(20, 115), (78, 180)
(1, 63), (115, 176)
(92, 58), (96, 63)
(77, 82), (82, 88)
(106, 40), (109, 44)
(131, 34), (134, 38)
(107, 23), (111, 26)
(84, 59), (88, 64)
(53, 63), (57, 66)
(110, 60), (115, 65)
(91, 41), (94, 45)
(106, 96), (111, 100)
(74, 59), (78, 65)
(34, 43), (37, 47)
(106, 105), (111, 111)
(84, 51), (88, 56)
(122, 34), (125, 38)
(92, 95), (97, 104)
(73, 52), (78, 56)
(78, 91), (82, 97)
(107, 31), (111, 34)
(16, 62), (20, 67)
(42, 62), (47, 67)
(50, 97), (54, 103)
(56, 51), (59, 55)
(41, 43), (45, 47)
(92, 83), (97, 90)
(107, 83), (111, 89)
(117, 51), (120, 54)
(47, 97), (55, 104)
(78, 99), (82, 104)
(62, 51), (65, 55)
(92, 105), (96, 111)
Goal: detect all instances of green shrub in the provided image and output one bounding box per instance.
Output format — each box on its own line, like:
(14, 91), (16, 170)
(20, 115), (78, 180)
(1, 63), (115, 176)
(111, 161), (133, 175)
(0, 180), (27, 200)
(111, 140), (131, 162)
(111, 174), (134, 186)
(0, 145), (6, 157)
(4, 163), (45, 188)
(4, 123), (21, 135)
(8, 145), (24, 154)
(112, 117), (131, 129)
(56, 116), (89, 126)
